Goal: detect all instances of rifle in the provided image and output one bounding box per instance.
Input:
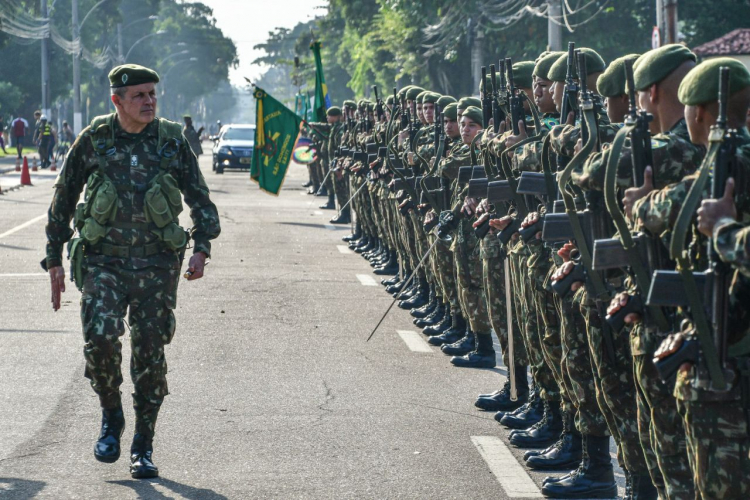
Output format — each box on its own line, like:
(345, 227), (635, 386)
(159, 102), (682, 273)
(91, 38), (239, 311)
(557, 42), (579, 171)
(656, 67), (737, 389)
(373, 85), (384, 122)
(506, 58), (524, 135)
(482, 66), (492, 128)
(490, 63), (505, 133)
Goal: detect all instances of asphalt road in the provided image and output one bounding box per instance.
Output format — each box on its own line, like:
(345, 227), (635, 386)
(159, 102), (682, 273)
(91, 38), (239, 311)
(0, 150), (623, 499)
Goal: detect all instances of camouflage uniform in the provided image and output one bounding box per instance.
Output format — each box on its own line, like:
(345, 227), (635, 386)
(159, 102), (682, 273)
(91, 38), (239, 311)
(45, 116), (220, 438)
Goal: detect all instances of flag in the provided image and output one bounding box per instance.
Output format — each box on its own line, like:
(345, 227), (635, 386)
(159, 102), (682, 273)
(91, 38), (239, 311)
(250, 86), (303, 196)
(310, 40), (330, 122)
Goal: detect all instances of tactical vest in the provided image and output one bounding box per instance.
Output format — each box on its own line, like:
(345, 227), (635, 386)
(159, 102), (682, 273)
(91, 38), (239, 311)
(75, 113), (188, 257)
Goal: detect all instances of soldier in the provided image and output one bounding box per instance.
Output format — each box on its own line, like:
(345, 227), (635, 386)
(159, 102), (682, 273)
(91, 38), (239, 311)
(44, 64), (220, 479)
(182, 115), (204, 157)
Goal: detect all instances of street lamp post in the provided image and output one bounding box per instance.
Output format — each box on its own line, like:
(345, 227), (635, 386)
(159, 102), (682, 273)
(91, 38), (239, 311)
(124, 30), (166, 62)
(116, 15), (159, 64)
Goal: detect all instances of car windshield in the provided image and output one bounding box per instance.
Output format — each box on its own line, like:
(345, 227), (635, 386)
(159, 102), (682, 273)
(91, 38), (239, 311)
(222, 127), (255, 141)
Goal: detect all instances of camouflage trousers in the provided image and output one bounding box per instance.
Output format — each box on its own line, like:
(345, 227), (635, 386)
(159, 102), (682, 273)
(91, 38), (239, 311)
(525, 244), (562, 404)
(81, 263), (178, 438)
(554, 284), (608, 437)
(676, 373), (750, 500)
(482, 246), (528, 368)
(399, 208), (419, 273)
(453, 238), (491, 334)
(434, 237), (459, 312)
(509, 242), (557, 399)
(632, 326), (695, 499)
(580, 289), (649, 475)
(408, 211), (429, 283)
(332, 168), (350, 210)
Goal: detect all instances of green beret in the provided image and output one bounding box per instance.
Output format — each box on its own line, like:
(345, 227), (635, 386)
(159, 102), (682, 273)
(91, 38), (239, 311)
(634, 44), (696, 91)
(183, 114), (192, 119)
(678, 57), (750, 106)
(385, 95), (394, 106)
(343, 100), (357, 110)
(422, 92), (441, 104)
(416, 91), (428, 103)
(512, 61), (535, 89)
(480, 73), (500, 94)
(405, 87), (424, 101)
(547, 48), (606, 82)
(461, 106), (483, 126)
(108, 64), (160, 88)
(597, 54), (640, 97)
(534, 51), (564, 80)
(443, 103), (458, 120)
(326, 106), (342, 117)
(366, 102), (375, 112)
(437, 95), (457, 109)
(397, 85), (413, 101)
(458, 97), (481, 110)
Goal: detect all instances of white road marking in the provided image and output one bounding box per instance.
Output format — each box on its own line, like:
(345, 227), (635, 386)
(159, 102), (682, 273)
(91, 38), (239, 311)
(314, 210), (323, 215)
(337, 245), (353, 254)
(396, 330), (432, 352)
(324, 223), (336, 231)
(356, 274), (377, 286)
(299, 191), (306, 196)
(0, 214), (47, 240)
(471, 436), (543, 498)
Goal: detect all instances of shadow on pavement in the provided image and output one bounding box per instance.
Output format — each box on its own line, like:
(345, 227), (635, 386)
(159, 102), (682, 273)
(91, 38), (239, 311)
(108, 477), (228, 499)
(0, 477), (47, 500)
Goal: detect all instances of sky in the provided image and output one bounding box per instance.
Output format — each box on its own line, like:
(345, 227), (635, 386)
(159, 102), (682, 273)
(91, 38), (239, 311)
(203, 0), (327, 86)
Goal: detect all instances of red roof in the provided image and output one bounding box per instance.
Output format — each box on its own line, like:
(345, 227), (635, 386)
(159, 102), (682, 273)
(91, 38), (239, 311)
(694, 29), (750, 56)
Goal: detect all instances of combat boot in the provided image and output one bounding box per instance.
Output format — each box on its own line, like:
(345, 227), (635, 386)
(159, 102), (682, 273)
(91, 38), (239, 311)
(540, 435), (617, 499)
(330, 209), (350, 224)
(525, 410), (582, 470)
(427, 313), (466, 345)
(396, 279), (420, 299)
(499, 389), (544, 429)
(440, 327), (476, 356)
(628, 472), (658, 500)
(130, 433), (159, 479)
(474, 374), (529, 411)
(319, 193), (336, 209)
(374, 261), (398, 276)
(350, 235), (368, 250)
(316, 186), (328, 196)
(382, 272), (402, 286)
(94, 405), (126, 463)
(385, 279), (405, 295)
(422, 310), (452, 336)
(410, 287), (437, 318)
(414, 301), (444, 326)
(355, 238), (375, 254)
(509, 399), (563, 448)
(450, 332), (496, 368)
(398, 280), (428, 309)
(342, 224), (362, 242)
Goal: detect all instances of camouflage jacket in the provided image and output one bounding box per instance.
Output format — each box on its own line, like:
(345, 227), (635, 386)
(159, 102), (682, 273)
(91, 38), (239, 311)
(578, 119), (704, 192)
(45, 117), (220, 270)
(714, 219), (750, 277)
(512, 113), (560, 174)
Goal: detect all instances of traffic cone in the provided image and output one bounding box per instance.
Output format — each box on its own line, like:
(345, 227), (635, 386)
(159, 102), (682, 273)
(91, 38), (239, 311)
(50, 156), (57, 171)
(31, 157), (38, 172)
(15, 157), (20, 172)
(20, 156), (32, 186)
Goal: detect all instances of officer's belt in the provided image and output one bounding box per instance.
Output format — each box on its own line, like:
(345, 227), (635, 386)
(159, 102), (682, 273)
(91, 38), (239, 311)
(87, 241), (165, 258)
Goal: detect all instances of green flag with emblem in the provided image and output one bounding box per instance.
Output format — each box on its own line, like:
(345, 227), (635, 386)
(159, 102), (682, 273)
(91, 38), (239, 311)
(310, 40), (330, 122)
(250, 86), (303, 196)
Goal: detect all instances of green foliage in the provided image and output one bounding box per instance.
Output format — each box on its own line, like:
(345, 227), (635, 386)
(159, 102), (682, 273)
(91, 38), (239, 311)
(0, 82), (24, 114)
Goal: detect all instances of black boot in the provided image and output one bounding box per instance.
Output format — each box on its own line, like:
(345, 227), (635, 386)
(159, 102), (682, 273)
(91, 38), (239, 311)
(330, 209), (351, 224)
(382, 271), (402, 286)
(629, 472), (658, 500)
(541, 435), (617, 499)
(498, 389), (544, 429)
(474, 375), (529, 411)
(316, 185), (328, 196)
(410, 287), (437, 318)
(398, 280), (428, 309)
(130, 433), (159, 479)
(509, 399), (563, 448)
(319, 193), (336, 209)
(450, 332), (496, 368)
(427, 313), (466, 345)
(422, 309), (452, 336)
(441, 327), (476, 356)
(94, 405), (125, 463)
(342, 223), (362, 242)
(414, 302), (446, 327)
(374, 261), (399, 276)
(355, 238), (375, 254)
(385, 278), (406, 295)
(525, 412), (581, 469)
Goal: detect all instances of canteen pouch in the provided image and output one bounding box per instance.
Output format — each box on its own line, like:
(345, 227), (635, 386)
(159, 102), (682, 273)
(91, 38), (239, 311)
(67, 237), (85, 291)
(81, 218), (106, 246)
(89, 177), (118, 225)
(73, 203), (86, 231)
(144, 183), (173, 228)
(153, 222), (188, 251)
(159, 173), (183, 219)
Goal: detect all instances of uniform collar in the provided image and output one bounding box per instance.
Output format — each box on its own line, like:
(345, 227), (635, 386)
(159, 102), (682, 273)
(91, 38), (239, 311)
(113, 117), (159, 138)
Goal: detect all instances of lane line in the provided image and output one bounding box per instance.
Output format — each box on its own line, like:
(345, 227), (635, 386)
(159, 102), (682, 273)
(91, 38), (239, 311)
(0, 214), (47, 240)
(324, 223), (336, 231)
(396, 330), (432, 353)
(314, 210), (323, 215)
(471, 436), (543, 498)
(337, 245), (353, 254)
(356, 274), (377, 286)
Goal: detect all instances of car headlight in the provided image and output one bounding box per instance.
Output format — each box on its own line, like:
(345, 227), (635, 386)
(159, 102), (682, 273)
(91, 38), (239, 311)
(219, 146), (232, 155)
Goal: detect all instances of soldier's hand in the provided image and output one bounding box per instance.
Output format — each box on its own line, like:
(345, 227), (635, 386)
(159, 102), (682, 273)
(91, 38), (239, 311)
(185, 252), (207, 281)
(489, 215), (512, 231)
(462, 197), (478, 216)
(407, 152), (415, 165)
(607, 292), (642, 324)
(697, 177), (736, 237)
(551, 261), (583, 291)
(479, 198), (489, 214)
(49, 266), (65, 311)
(623, 166), (653, 219)
(505, 120), (528, 149)
(557, 241), (576, 262)
(522, 212), (542, 240)
(574, 138), (583, 156)
(472, 212), (490, 229)
(565, 111), (575, 127)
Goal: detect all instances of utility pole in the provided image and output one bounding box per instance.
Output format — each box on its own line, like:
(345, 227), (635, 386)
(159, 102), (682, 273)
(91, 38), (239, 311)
(41, 0), (51, 119)
(117, 23), (124, 64)
(547, 0), (563, 51)
(72, 0), (82, 134)
(664, 0), (678, 44)
(471, 30), (484, 95)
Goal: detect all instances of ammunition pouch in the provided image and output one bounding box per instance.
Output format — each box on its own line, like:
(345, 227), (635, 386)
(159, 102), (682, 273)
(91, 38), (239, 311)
(67, 237), (86, 291)
(81, 218), (107, 246)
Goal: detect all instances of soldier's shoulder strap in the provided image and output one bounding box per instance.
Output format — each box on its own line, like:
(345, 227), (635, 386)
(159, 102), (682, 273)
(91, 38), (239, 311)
(88, 113), (117, 155)
(156, 118), (184, 170)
